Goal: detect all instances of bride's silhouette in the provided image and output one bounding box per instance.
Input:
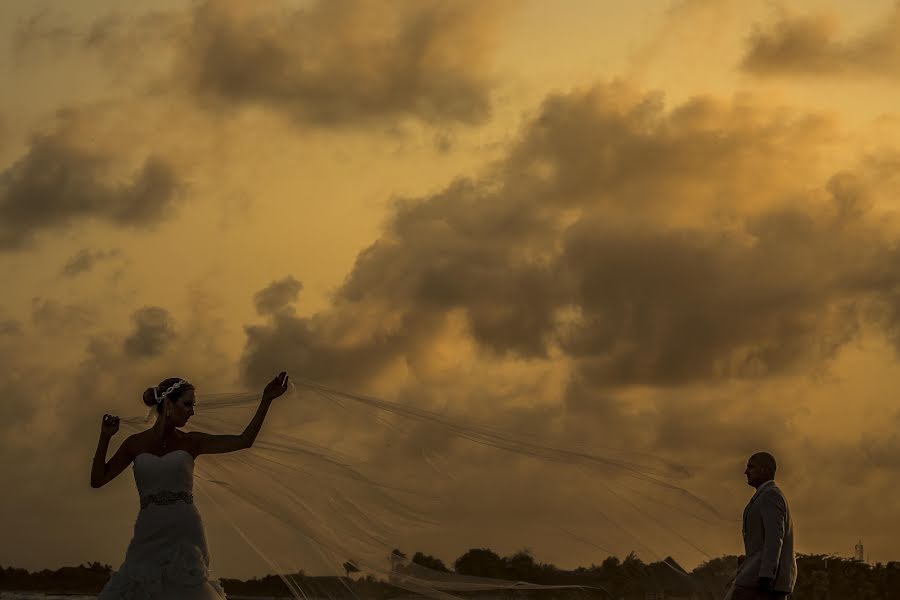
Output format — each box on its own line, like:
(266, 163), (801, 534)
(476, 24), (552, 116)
(91, 371), (289, 599)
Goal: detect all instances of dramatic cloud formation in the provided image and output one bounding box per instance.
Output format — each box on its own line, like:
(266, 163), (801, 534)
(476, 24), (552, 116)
(177, 0), (505, 128)
(253, 275), (303, 316)
(240, 83), (897, 389)
(235, 82), (900, 567)
(0, 128), (181, 250)
(14, 0), (508, 129)
(4, 0), (900, 577)
(741, 3), (900, 78)
(122, 306), (176, 358)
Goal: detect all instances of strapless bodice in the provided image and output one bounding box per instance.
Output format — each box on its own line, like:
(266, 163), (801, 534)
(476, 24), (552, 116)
(133, 450), (194, 498)
(101, 449), (225, 599)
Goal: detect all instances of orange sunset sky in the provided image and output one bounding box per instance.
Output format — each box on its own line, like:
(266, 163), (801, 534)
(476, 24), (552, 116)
(2, 0), (900, 580)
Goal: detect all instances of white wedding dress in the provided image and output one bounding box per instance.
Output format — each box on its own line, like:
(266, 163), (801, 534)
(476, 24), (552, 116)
(98, 450), (226, 599)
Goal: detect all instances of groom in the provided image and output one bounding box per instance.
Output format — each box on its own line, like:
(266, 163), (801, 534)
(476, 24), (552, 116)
(730, 452), (797, 600)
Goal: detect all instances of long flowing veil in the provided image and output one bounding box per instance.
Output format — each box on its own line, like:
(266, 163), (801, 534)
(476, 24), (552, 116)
(120, 378), (732, 599)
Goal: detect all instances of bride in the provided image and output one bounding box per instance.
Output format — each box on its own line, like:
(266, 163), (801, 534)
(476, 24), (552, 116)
(90, 371), (290, 599)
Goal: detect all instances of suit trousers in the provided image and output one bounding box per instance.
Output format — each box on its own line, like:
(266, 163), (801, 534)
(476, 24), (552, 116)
(732, 586), (790, 600)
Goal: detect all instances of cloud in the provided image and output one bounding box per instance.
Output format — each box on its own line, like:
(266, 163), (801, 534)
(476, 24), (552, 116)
(253, 276), (303, 316)
(239, 83), (894, 389)
(230, 84), (900, 563)
(6, 0), (900, 569)
(14, 1), (508, 130)
(31, 297), (95, 335)
(60, 248), (122, 278)
(175, 0), (506, 128)
(741, 3), (900, 79)
(0, 283), (244, 571)
(864, 411), (900, 473)
(0, 127), (182, 250)
(12, 8), (182, 79)
(0, 353), (46, 446)
(11, 8), (79, 59)
(555, 209), (872, 386)
(231, 86), (900, 567)
(122, 306), (175, 358)
(0, 319), (23, 337)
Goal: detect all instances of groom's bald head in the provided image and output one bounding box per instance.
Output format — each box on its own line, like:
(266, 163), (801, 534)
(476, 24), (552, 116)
(745, 451), (777, 488)
(750, 452), (777, 473)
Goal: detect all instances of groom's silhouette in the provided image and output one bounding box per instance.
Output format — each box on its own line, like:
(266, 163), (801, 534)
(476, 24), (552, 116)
(730, 452), (797, 600)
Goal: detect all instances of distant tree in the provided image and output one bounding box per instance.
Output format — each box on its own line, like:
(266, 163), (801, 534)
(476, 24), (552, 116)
(600, 555), (621, 576)
(692, 555), (740, 579)
(505, 549), (539, 581)
(412, 552), (450, 573)
(690, 555), (740, 600)
(11, 552), (900, 599)
(454, 548), (506, 578)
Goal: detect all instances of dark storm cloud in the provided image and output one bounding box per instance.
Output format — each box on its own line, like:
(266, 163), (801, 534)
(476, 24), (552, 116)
(60, 248), (122, 278)
(741, 4), (900, 79)
(498, 85), (833, 219)
(240, 83), (898, 390)
(0, 131), (182, 250)
(122, 306), (175, 358)
(556, 209), (873, 386)
(177, 0), (504, 128)
(253, 276), (303, 316)
(241, 310), (413, 388)
(15, 1), (507, 129)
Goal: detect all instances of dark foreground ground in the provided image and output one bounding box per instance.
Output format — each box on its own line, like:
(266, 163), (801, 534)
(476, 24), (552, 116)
(3, 552), (899, 599)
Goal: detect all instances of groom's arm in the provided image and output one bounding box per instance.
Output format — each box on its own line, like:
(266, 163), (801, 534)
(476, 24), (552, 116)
(758, 491), (787, 584)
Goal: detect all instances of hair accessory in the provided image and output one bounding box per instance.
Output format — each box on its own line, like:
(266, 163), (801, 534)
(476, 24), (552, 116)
(156, 379), (187, 404)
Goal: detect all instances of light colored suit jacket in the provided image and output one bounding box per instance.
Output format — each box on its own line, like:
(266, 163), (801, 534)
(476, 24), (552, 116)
(734, 480), (797, 593)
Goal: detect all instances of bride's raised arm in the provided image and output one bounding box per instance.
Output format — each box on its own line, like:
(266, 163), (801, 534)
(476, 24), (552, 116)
(191, 371), (289, 456)
(91, 415), (135, 488)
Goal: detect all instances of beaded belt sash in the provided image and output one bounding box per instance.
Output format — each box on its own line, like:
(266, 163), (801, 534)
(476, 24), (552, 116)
(140, 490), (194, 509)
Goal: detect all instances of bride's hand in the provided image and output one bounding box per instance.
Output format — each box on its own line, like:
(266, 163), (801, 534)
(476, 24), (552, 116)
(100, 414), (120, 438)
(262, 371), (289, 402)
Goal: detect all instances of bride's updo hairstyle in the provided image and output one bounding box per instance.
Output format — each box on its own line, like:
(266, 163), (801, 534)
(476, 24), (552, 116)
(142, 378), (195, 413)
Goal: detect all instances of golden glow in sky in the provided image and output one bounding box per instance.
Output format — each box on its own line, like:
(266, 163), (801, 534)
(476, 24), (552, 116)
(2, 0), (900, 577)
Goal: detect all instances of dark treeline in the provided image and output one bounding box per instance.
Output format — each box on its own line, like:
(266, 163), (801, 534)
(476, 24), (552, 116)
(0, 561), (112, 594)
(3, 551), (900, 599)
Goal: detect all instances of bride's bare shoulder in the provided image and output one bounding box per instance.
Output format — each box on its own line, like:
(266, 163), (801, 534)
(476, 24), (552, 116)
(123, 430), (152, 454)
(182, 430), (205, 444)
(130, 429), (152, 442)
